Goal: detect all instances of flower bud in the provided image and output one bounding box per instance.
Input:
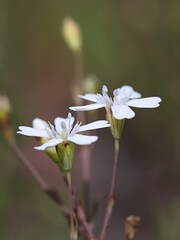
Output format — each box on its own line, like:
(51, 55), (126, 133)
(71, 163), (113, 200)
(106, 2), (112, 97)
(125, 215), (140, 240)
(82, 75), (100, 94)
(42, 138), (60, 164)
(106, 110), (124, 140)
(0, 95), (14, 141)
(32, 118), (47, 130)
(32, 118), (60, 164)
(62, 17), (82, 52)
(56, 141), (75, 171)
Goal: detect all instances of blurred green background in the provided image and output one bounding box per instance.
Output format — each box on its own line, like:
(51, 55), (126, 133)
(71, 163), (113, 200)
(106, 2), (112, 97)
(0, 0), (180, 239)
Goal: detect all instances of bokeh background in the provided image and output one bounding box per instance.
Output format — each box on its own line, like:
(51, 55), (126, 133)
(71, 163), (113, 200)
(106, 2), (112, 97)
(0, 0), (180, 239)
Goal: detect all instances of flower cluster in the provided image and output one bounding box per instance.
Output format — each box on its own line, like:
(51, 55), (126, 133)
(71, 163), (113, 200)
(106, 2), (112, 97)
(17, 85), (161, 169)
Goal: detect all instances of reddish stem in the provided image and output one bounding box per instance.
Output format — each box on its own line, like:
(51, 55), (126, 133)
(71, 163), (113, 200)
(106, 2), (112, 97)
(100, 139), (119, 240)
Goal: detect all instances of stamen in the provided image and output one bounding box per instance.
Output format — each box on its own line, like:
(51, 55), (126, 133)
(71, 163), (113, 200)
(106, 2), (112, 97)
(45, 126), (54, 138)
(48, 121), (59, 138)
(113, 89), (118, 97)
(102, 85), (108, 94)
(70, 121), (81, 136)
(67, 113), (72, 133)
(68, 112), (72, 119)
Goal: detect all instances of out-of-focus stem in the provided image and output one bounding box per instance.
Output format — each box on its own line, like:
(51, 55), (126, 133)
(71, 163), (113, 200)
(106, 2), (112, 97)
(10, 140), (93, 239)
(74, 51), (83, 95)
(77, 204), (95, 240)
(67, 170), (76, 240)
(72, 50), (91, 219)
(79, 145), (91, 218)
(9, 141), (69, 214)
(100, 139), (120, 240)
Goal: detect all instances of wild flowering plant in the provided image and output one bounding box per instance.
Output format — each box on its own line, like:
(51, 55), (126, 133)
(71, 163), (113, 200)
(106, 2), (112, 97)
(0, 17), (162, 240)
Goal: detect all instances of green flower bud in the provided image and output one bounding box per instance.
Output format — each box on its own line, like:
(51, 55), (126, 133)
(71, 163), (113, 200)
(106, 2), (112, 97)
(56, 141), (75, 171)
(62, 17), (82, 52)
(82, 75), (100, 94)
(0, 95), (14, 141)
(41, 138), (60, 164)
(106, 110), (125, 140)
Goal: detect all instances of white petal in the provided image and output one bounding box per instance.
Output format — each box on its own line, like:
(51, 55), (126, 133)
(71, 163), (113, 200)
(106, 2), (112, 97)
(114, 85), (141, 99)
(17, 126), (50, 138)
(69, 103), (106, 111)
(78, 93), (98, 102)
(111, 105), (135, 120)
(34, 138), (63, 150)
(68, 134), (98, 145)
(32, 118), (48, 130)
(102, 85), (108, 93)
(115, 85), (133, 96)
(54, 116), (74, 133)
(130, 91), (142, 99)
(127, 97), (162, 108)
(65, 114), (75, 128)
(78, 120), (110, 132)
(54, 117), (64, 133)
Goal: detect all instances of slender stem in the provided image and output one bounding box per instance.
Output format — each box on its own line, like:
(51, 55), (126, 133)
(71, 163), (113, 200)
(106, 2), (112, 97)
(76, 204), (95, 240)
(74, 51), (83, 92)
(100, 139), (120, 240)
(109, 139), (119, 198)
(73, 50), (91, 220)
(10, 141), (65, 206)
(79, 145), (91, 219)
(73, 50), (85, 123)
(9, 140), (93, 239)
(67, 170), (76, 240)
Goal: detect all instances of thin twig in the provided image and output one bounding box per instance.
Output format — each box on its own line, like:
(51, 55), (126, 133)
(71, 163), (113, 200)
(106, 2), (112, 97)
(79, 145), (91, 219)
(74, 51), (83, 95)
(100, 139), (119, 240)
(10, 141), (64, 205)
(73, 50), (91, 220)
(76, 204), (95, 240)
(10, 140), (92, 239)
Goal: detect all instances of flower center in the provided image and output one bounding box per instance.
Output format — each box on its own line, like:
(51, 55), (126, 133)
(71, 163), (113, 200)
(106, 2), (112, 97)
(114, 88), (132, 105)
(96, 85), (112, 108)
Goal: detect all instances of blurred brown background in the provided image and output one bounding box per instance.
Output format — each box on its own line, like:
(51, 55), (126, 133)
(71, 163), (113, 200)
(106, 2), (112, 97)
(0, 0), (180, 239)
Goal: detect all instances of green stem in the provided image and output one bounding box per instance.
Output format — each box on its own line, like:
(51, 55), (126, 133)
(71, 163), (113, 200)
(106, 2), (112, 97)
(100, 139), (120, 240)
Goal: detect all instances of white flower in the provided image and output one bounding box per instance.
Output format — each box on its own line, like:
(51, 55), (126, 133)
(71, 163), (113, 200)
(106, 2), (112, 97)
(17, 113), (110, 150)
(69, 85), (162, 120)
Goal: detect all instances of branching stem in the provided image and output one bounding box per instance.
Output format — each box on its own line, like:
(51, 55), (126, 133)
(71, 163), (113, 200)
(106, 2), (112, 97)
(10, 141), (65, 206)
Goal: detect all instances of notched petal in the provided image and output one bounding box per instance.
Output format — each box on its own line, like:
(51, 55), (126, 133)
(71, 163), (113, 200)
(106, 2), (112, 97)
(17, 126), (49, 138)
(127, 97), (162, 108)
(69, 103), (106, 111)
(68, 134), (98, 145)
(78, 120), (110, 132)
(111, 105), (135, 120)
(34, 138), (63, 150)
